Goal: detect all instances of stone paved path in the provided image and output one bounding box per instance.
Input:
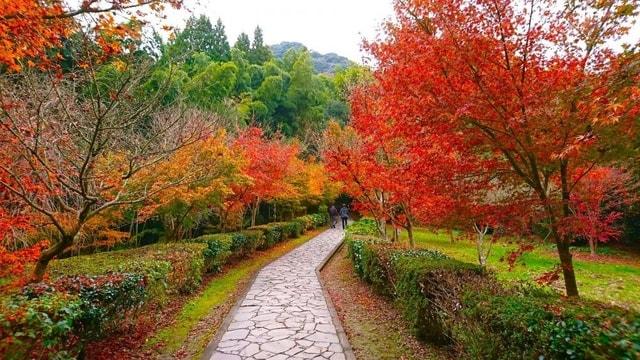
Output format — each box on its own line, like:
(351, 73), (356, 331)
(207, 228), (347, 360)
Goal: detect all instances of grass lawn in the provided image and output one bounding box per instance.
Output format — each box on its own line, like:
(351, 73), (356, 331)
(401, 229), (640, 310)
(148, 228), (325, 359)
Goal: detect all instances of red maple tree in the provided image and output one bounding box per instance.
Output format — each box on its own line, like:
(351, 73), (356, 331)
(0, 0), (183, 71)
(230, 127), (301, 227)
(349, 0), (639, 296)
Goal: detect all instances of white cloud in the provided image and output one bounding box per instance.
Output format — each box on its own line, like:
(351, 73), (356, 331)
(166, 0), (395, 62)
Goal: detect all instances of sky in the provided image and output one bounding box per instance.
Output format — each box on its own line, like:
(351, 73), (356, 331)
(167, 0), (395, 62)
(163, 0), (640, 63)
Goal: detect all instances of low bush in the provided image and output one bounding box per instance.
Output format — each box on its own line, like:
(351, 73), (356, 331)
(390, 249), (488, 344)
(248, 224), (284, 248)
(239, 230), (265, 251)
(50, 252), (171, 303)
(345, 235), (392, 296)
(0, 273), (147, 359)
(346, 218), (379, 236)
(129, 243), (206, 294)
(293, 215), (315, 231)
(269, 221), (303, 239)
(50, 243), (207, 297)
(345, 230), (640, 359)
(460, 287), (640, 359)
(1, 219), (315, 359)
(310, 213), (327, 227)
(189, 234), (234, 273)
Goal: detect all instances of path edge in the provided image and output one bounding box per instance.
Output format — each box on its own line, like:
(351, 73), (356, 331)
(200, 250), (263, 360)
(200, 228), (333, 360)
(316, 233), (357, 360)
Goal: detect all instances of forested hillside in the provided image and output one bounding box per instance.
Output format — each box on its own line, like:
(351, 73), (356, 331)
(151, 16), (363, 137)
(271, 41), (353, 74)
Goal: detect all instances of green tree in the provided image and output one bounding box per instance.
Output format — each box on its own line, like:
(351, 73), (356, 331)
(285, 50), (328, 134)
(211, 18), (231, 61)
(168, 15), (230, 62)
(185, 62), (238, 109)
(249, 26), (272, 65)
(227, 49), (249, 96)
(234, 32), (251, 53)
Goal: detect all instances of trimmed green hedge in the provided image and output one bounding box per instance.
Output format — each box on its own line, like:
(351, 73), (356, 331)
(248, 224), (285, 248)
(0, 273), (147, 359)
(345, 219), (640, 359)
(189, 234), (234, 273)
(51, 242), (207, 296)
(1, 217), (327, 359)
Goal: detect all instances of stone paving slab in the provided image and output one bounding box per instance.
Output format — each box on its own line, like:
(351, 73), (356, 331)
(207, 229), (347, 360)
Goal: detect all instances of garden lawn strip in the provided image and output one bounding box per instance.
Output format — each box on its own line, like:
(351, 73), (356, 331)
(320, 245), (449, 360)
(407, 228), (640, 310)
(150, 228), (325, 359)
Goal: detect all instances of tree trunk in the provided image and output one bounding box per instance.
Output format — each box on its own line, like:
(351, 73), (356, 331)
(33, 234), (75, 282)
(557, 160), (579, 297)
(406, 217), (414, 248)
(382, 219), (388, 240)
(251, 198), (260, 227)
(375, 217), (387, 240)
(448, 229), (455, 243)
(273, 203), (277, 222)
(589, 238), (597, 256)
(474, 224), (489, 267)
(554, 234), (579, 296)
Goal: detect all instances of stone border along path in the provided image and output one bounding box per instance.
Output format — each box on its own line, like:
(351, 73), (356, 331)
(203, 228), (354, 360)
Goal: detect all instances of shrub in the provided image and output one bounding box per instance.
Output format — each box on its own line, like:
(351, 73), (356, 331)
(345, 235), (393, 296)
(460, 287), (640, 359)
(345, 233), (640, 359)
(189, 234), (234, 273)
(248, 224), (284, 248)
(239, 230), (265, 251)
(50, 243), (207, 297)
(0, 273), (147, 359)
(390, 249), (488, 344)
(293, 215), (315, 231)
(310, 213), (327, 227)
(52, 274), (147, 339)
(271, 221), (302, 238)
(121, 243), (206, 294)
(347, 218), (379, 236)
(0, 291), (83, 359)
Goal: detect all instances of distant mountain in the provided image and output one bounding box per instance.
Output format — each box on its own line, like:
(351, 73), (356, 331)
(270, 41), (353, 74)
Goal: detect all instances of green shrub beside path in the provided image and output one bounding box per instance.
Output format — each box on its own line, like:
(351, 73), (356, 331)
(0, 215), (327, 359)
(345, 219), (640, 359)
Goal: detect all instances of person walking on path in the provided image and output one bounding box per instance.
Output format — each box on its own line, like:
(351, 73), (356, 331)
(329, 205), (339, 228)
(339, 204), (349, 229)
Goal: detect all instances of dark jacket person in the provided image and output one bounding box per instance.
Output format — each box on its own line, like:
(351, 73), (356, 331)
(329, 205), (339, 228)
(339, 204), (349, 229)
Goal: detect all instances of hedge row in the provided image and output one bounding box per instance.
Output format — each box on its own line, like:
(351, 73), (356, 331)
(345, 219), (640, 359)
(0, 215), (326, 359)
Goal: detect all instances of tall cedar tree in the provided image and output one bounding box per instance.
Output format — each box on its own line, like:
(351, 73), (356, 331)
(234, 32), (252, 53)
(250, 26), (273, 65)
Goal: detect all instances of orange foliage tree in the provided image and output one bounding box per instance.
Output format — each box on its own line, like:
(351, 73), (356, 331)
(230, 127), (303, 227)
(0, 0), (183, 71)
(0, 57), (210, 280)
(140, 129), (246, 239)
